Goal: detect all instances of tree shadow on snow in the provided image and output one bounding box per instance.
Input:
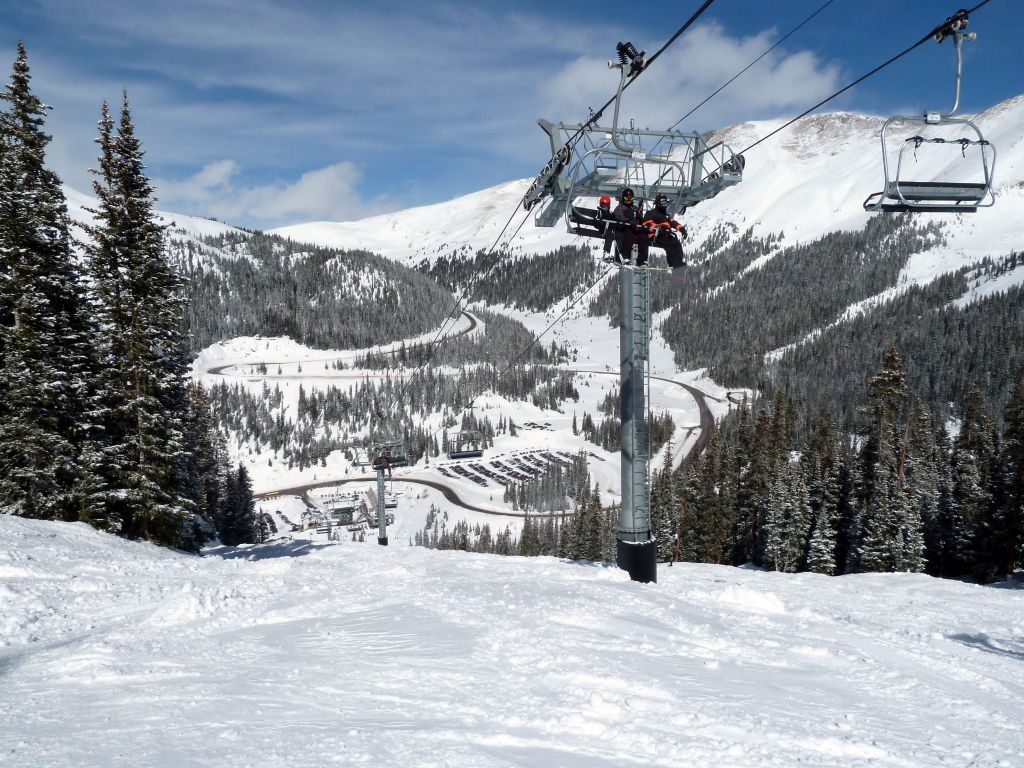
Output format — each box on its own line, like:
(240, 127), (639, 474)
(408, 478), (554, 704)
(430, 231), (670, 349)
(562, 558), (621, 570)
(208, 538), (333, 561)
(988, 571), (1024, 590)
(947, 633), (1024, 662)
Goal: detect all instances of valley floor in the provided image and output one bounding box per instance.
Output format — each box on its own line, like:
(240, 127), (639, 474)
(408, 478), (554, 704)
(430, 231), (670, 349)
(2, 516), (1022, 767)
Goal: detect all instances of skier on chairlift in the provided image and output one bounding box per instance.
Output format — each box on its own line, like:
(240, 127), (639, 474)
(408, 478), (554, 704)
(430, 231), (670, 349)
(611, 187), (649, 267)
(643, 192), (687, 281)
(596, 195), (616, 257)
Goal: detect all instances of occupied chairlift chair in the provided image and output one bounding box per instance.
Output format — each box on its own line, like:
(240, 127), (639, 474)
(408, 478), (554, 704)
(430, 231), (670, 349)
(524, 42), (744, 244)
(864, 10), (996, 214)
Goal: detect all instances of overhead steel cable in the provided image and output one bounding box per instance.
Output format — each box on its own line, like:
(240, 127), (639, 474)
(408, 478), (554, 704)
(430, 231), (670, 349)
(372, 0), (720, 438)
(667, 0), (839, 133)
(420, 203), (526, 353)
(558, 0), (718, 156)
(371, 205), (532, 427)
(737, 0), (998, 157)
(431, 264), (616, 442)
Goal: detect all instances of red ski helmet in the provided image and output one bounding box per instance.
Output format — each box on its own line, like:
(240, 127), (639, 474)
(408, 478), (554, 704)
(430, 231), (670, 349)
(598, 195), (611, 210)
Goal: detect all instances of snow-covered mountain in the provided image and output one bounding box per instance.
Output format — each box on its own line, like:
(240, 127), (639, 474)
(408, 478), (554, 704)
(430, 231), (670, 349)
(272, 94), (1024, 291)
(62, 183), (243, 245)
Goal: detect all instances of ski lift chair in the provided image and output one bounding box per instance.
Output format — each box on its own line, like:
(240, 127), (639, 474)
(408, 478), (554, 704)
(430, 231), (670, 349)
(527, 40), (743, 232)
(447, 429), (484, 460)
(864, 11), (996, 214)
(354, 438), (409, 471)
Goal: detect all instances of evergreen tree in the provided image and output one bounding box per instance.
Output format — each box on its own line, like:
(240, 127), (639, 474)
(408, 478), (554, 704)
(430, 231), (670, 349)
(854, 349), (924, 572)
(905, 402), (941, 575)
(1001, 378), (1024, 576)
(217, 463), (255, 546)
(84, 94), (194, 545)
(763, 463), (810, 573)
(0, 42), (97, 521)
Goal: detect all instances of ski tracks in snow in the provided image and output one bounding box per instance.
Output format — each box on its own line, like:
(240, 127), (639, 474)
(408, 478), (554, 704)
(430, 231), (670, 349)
(2, 517), (1023, 767)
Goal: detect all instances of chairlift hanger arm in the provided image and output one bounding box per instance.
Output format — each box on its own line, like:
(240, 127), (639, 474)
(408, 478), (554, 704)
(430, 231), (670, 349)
(524, 0), (719, 211)
(864, 6), (998, 215)
(737, 0), (996, 160)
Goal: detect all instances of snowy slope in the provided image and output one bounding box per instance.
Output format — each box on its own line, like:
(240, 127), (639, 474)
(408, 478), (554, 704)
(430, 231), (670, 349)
(3, 516), (1023, 767)
(63, 183), (242, 241)
(271, 95), (1024, 291)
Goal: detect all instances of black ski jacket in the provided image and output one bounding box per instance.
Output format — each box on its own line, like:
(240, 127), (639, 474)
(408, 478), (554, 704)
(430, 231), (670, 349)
(642, 207), (686, 239)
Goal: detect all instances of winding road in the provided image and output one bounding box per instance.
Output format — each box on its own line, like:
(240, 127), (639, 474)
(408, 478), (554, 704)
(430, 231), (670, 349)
(206, 311), (479, 377)
(203, 311), (716, 515)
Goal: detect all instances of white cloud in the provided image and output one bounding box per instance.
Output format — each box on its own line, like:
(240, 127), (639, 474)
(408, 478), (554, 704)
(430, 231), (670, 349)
(154, 160), (394, 227)
(16, 6), (850, 228)
(540, 23), (845, 133)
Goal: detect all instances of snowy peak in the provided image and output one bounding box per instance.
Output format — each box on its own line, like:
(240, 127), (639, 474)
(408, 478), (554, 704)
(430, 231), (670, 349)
(62, 183), (243, 246)
(270, 92), (1024, 274)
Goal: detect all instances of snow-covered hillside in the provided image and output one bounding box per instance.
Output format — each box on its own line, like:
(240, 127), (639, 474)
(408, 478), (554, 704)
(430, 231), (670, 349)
(3, 516), (1022, 767)
(271, 94), (1024, 290)
(63, 183), (242, 244)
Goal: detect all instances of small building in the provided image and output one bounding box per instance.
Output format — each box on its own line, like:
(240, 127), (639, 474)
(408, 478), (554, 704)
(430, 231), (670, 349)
(319, 491), (367, 526)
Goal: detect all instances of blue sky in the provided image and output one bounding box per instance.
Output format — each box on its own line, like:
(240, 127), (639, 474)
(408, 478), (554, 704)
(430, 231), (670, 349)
(4, 1), (1023, 229)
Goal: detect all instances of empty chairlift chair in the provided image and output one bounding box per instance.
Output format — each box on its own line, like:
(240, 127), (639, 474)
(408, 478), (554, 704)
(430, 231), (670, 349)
(353, 438), (409, 472)
(447, 429), (484, 460)
(864, 10), (996, 214)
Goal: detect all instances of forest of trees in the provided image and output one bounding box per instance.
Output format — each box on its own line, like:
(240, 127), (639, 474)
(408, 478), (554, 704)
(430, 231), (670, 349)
(176, 230), (453, 354)
(423, 244), (600, 313)
(424, 351), (1023, 583)
(209, 358), (580, 471)
(661, 350), (1024, 582)
(0, 45), (254, 549)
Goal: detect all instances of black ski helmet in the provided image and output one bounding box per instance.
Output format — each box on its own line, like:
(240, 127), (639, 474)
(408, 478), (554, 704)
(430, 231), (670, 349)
(654, 193), (670, 210)
(620, 187), (635, 204)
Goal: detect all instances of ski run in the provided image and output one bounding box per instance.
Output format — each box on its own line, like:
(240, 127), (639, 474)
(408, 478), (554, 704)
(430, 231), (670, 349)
(2, 515), (1023, 768)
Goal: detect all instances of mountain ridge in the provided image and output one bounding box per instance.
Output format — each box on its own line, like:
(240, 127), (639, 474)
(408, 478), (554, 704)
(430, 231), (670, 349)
(268, 94), (1024, 294)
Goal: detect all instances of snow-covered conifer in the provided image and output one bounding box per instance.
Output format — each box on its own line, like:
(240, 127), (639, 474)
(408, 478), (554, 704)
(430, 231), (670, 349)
(0, 42), (97, 521)
(83, 94), (194, 545)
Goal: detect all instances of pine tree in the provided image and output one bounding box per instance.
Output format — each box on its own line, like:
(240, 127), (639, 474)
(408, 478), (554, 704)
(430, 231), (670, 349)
(854, 349), (925, 572)
(803, 410), (844, 574)
(942, 390), (996, 578)
(1001, 378), (1024, 576)
(84, 94), (195, 545)
(763, 462), (810, 573)
(0, 42), (97, 521)
(652, 440), (678, 561)
(217, 463), (255, 546)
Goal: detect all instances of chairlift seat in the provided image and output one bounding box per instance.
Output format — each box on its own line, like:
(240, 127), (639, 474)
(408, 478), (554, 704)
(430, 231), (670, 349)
(863, 25), (996, 215)
(569, 205), (609, 240)
(447, 448), (484, 460)
(887, 180), (986, 203)
(864, 180), (987, 213)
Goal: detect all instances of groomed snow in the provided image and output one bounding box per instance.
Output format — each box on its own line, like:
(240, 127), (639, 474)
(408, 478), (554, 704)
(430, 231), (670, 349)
(2, 516), (1022, 767)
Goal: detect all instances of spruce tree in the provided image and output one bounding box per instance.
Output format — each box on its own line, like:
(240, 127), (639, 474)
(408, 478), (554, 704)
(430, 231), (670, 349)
(854, 349), (925, 572)
(217, 463), (255, 546)
(84, 94), (194, 545)
(0, 42), (97, 521)
(1001, 378), (1024, 576)
(944, 390), (995, 577)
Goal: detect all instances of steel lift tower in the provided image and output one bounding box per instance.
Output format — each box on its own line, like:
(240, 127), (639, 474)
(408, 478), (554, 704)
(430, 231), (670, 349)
(526, 41), (744, 582)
